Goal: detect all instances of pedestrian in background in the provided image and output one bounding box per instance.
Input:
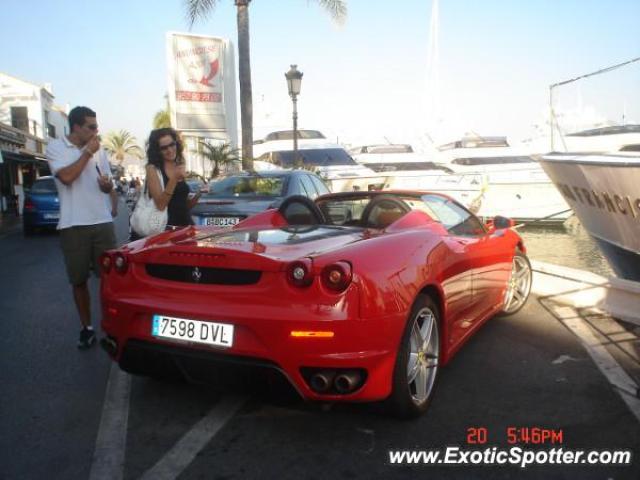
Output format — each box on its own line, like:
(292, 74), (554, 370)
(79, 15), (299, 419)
(130, 128), (200, 240)
(46, 106), (116, 349)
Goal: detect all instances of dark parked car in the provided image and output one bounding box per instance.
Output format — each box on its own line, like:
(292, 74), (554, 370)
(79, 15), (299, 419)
(191, 170), (330, 227)
(22, 176), (60, 235)
(186, 178), (207, 193)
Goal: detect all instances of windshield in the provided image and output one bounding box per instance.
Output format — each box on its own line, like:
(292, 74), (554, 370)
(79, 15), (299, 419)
(364, 162), (453, 173)
(264, 130), (325, 141)
(206, 175), (286, 197)
(451, 156), (535, 166)
(30, 178), (57, 194)
(317, 193), (484, 234)
(270, 148), (357, 167)
(187, 180), (204, 192)
(365, 144), (414, 153)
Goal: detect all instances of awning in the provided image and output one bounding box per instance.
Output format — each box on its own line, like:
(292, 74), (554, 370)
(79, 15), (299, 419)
(0, 150), (48, 165)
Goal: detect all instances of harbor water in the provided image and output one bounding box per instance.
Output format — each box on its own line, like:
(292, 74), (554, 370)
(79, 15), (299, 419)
(518, 216), (614, 277)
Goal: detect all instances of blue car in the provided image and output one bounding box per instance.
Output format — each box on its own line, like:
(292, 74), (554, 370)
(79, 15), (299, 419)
(191, 170), (330, 227)
(22, 176), (60, 235)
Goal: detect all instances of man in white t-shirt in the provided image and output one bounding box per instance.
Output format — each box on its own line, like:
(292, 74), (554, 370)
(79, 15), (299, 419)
(46, 106), (116, 349)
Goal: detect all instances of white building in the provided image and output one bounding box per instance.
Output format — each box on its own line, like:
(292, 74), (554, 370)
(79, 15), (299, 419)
(0, 72), (68, 214)
(0, 72), (68, 141)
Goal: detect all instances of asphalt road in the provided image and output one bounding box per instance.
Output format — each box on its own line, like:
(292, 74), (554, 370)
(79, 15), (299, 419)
(1, 197), (638, 479)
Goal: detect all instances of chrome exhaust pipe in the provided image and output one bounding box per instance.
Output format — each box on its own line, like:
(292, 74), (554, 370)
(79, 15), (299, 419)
(309, 370), (336, 393)
(334, 370), (363, 394)
(100, 336), (118, 357)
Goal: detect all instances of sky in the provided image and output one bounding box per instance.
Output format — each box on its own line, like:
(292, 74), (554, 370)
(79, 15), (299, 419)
(2, 0), (639, 153)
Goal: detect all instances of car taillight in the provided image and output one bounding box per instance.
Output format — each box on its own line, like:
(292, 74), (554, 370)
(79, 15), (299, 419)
(99, 253), (112, 274)
(287, 259), (314, 287)
(113, 252), (128, 274)
(23, 198), (35, 211)
(321, 261), (352, 292)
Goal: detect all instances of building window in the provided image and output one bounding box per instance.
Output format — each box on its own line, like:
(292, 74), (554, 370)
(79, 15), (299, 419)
(47, 124), (56, 138)
(11, 106), (29, 132)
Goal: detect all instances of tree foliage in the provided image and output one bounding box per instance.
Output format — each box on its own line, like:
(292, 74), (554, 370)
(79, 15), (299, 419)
(153, 109), (171, 129)
(102, 130), (144, 165)
(153, 94), (172, 129)
(200, 142), (240, 178)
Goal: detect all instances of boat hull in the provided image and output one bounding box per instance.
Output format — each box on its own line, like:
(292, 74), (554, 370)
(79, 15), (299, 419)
(540, 153), (640, 282)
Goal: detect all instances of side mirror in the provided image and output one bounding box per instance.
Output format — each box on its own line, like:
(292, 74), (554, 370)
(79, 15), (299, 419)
(493, 215), (514, 229)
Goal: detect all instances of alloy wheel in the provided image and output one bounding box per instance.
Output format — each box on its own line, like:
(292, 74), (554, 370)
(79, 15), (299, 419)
(503, 253), (532, 314)
(406, 307), (439, 404)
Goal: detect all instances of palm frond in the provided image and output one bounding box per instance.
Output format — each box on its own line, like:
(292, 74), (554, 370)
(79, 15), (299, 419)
(200, 142), (240, 177)
(314, 0), (347, 25)
(184, 0), (220, 28)
(102, 130), (144, 163)
(153, 110), (171, 129)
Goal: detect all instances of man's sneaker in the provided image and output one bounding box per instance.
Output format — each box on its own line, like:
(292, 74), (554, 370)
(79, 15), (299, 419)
(78, 328), (96, 349)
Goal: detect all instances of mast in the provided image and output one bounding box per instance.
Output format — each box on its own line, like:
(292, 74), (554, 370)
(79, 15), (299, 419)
(423, 0), (439, 151)
(548, 56), (640, 151)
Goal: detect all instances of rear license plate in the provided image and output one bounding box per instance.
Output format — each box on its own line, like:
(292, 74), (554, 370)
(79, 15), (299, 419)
(44, 213), (60, 219)
(152, 314), (234, 348)
(206, 216), (240, 227)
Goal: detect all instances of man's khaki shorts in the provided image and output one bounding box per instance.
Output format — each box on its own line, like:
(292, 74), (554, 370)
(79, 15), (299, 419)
(60, 223), (116, 286)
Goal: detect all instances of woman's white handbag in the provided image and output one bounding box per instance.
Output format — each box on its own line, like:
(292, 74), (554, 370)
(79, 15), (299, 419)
(130, 168), (168, 237)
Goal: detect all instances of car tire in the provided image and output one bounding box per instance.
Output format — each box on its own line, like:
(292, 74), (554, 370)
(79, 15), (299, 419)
(23, 223), (35, 236)
(387, 294), (441, 418)
(499, 250), (532, 316)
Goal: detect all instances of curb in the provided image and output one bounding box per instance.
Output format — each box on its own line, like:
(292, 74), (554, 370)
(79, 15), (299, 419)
(531, 259), (640, 327)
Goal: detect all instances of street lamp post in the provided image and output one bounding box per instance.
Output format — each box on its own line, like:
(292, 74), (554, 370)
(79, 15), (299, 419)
(285, 65), (303, 166)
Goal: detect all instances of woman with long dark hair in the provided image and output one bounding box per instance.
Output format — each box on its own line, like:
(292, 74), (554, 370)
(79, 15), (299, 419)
(130, 128), (200, 239)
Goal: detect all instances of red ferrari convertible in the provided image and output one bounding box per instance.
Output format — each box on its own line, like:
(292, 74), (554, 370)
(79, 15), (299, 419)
(100, 191), (532, 417)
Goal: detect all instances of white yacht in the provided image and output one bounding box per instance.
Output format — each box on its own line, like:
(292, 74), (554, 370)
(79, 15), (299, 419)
(253, 129), (328, 159)
(432, 136), (572, 222)
(351, 138), (572, 223)
(350, 144), (484, 213)
(539, 125), (640, 281)
(561, 124), (640, 153)
(253, 131), (385, 192)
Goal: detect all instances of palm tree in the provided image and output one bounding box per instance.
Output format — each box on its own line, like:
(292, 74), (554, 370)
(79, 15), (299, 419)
(102, 130), (144, 166)
(200, 142), (240, 178)
(153, 94), (172, 129)
(185, 0), (347, 171)
(153, 109), (171, 129)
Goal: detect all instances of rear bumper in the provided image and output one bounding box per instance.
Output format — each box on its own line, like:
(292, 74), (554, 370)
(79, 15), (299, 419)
(119, 338), (299, 396)
(23, 211), (59, 227)
(101, 289), (405, 402)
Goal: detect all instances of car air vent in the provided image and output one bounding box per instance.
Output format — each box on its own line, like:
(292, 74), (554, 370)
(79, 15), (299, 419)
(146, 264), (261, 285)
(169, 252), (225, 261)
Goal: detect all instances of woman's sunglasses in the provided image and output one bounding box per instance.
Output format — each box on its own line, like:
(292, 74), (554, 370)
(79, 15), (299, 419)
(159, 141), (177, 151)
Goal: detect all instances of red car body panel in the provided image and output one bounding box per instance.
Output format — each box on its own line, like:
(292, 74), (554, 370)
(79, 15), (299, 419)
(101, 191), (525, 402)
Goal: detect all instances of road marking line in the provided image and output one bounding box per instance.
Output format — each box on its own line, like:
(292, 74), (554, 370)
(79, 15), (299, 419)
(139, 395), (247, 480)
(89, 364), (132, 480)
(561, 316), (640, 423)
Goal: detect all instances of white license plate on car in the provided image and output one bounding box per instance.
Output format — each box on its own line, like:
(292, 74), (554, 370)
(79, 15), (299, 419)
(206, 216), (240, 227)
(152, 314), (234, 348)
(44, 213), (60, 219)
